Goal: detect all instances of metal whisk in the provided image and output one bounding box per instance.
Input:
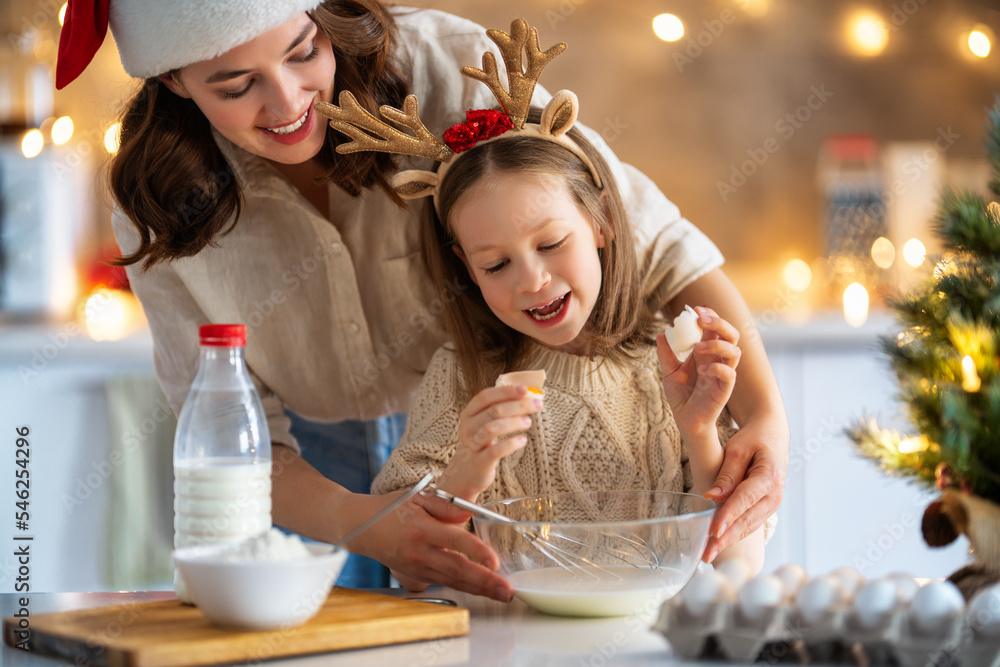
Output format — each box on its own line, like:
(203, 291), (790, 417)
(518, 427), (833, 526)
(420, 484), (661, 579)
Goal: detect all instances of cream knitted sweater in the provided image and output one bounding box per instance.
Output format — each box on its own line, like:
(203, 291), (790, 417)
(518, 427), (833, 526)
(371, 343), (736, 504)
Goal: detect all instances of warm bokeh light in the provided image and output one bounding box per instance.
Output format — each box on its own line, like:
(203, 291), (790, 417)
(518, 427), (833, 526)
(903, 238), (927, 267)
(783, 258), (813, 292)
(21, 130), (44, 158)
(847, 11), (889, 56)
(51, 116), (74, 145)
(653, 14), (685, 42)
(85, 290), (125, 328)
(843, 282), (869, 327)
(59, 3), (68, 26)
(870, 237), (895, 269)
(969, 30), (991, 58)
(962, 355), (982, 392)
(80, 288), (143, 341)
(897, 436), (928, 454)
(104, 123), (122, 154)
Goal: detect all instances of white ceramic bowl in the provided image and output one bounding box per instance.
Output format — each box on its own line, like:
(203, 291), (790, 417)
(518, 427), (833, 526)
(173, 542), (348, 630)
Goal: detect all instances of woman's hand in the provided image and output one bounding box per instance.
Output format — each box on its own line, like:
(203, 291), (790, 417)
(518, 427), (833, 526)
(668, 268), (789, 564)
(436, 384), (543, 500)
(348, 490), (514, 602)
(657, 306), (740, 438)
(701, 415), (788, 562)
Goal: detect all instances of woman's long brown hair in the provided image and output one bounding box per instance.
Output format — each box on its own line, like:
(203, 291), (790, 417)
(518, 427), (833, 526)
(423, 112), (650, 395)
(110, 0), (407, 270)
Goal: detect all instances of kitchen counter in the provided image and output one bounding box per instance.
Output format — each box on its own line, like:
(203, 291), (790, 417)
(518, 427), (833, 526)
(0, 588), (751, 666)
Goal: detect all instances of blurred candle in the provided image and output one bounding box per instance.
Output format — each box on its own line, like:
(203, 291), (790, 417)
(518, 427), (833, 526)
(51, 116), (73, 145)
(903, 238), (926, 267)
(961, 355), (981, 392)
(969, 29), (991, 58)
(653, 14), (684, 42)
(847, 11), (888, 56)
(843, 282), (869, 327)
(21, 129), (43, 158)
(871, 237), (895, 269)
(783, 258), (812, 292)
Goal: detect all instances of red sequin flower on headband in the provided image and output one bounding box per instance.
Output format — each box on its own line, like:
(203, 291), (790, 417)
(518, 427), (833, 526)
(443, 110), (514, 153)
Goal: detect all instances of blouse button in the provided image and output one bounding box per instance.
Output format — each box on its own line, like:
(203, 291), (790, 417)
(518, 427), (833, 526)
(348, 322), (360, 334)
(330, 242), (342, 255)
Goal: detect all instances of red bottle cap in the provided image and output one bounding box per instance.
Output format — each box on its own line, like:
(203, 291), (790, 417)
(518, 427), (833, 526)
(199, 324), (247, 347)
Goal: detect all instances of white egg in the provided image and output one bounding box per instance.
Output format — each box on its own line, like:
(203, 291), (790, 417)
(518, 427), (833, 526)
(715, 558), (753, 590)
(884, 572), (920, 604)
(772, 563), (808, 597)
(737, 574), (785, 623)
(909, 580), (965, 635)
(829, 566), (866, 598)
(967, 583), (1000, 637)
(796, 575), (850, 626)
(852, 579), (901, 630)
(680, 570), (736, 618)
(665, 305), (702, 362)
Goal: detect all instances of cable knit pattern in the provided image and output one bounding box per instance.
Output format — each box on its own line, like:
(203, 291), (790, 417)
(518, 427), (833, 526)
(372, 343), (735, 504)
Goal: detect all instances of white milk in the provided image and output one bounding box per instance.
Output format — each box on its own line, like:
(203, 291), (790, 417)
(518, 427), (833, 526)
(508, 566), (688, 617)
(173, 459), (272, 601)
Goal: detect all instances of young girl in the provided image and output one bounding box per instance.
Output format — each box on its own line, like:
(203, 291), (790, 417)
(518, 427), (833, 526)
(335, 29), (767, 568)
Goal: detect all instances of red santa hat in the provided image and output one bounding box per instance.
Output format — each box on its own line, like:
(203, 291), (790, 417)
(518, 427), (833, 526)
(57, 0), (323, 89)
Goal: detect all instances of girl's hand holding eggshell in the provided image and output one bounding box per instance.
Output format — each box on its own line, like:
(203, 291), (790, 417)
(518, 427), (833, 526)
(657, 306), (741, 438)
(665, 305), (702, 362)
(436, 373), (545, 500)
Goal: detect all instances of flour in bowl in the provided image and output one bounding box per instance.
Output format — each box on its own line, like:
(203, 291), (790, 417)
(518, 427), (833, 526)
(220, 528), (312, 562)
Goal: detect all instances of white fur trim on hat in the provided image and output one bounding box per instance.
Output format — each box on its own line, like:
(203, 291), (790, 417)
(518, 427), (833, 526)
(110, 0), (324, 79)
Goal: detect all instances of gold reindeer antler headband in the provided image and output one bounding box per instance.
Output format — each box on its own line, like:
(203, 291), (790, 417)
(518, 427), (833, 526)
(314, 18), (602, 211)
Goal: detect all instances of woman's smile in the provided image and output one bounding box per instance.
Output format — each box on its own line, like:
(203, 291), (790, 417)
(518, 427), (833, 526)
(258, 101), (317, 145)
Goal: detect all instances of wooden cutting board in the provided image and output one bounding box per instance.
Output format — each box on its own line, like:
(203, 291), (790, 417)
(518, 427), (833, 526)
(3, 588), (469, 667)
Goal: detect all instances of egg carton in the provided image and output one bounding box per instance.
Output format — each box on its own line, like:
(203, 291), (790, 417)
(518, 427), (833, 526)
(653, 597), (1000, 666)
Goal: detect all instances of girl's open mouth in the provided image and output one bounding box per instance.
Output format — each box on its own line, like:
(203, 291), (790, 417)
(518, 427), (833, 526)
(525, 293), (569, 322)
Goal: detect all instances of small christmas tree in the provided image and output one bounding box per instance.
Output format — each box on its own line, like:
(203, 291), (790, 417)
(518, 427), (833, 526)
(846, 97), (1000, 597)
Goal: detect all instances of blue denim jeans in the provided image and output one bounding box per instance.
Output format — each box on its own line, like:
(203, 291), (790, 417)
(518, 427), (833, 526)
(282, 410), (406, 588)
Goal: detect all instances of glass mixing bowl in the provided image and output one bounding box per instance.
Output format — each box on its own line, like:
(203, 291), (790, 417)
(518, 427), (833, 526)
(473, 490), (716, 617)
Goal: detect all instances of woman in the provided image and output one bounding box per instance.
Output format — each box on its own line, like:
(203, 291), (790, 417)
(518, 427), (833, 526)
(57, 0), (787, 596)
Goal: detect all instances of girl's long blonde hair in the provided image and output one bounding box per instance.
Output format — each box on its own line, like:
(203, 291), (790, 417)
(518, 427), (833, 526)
(422, 110), (650, 394)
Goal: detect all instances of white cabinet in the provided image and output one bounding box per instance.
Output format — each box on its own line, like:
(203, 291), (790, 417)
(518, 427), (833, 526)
(760, 313), (970, 579)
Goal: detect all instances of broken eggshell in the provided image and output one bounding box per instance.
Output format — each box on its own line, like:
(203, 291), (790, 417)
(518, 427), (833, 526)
(665, 305), (703, 362)
(496, 369), (546, 395)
